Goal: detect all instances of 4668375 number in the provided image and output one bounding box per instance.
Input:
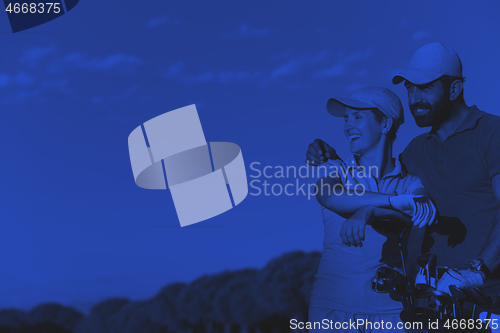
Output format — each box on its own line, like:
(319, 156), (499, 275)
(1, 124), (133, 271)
(5, 2), (61, 14)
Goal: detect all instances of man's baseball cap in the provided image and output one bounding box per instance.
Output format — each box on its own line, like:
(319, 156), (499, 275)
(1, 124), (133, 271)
(326, 86), (404, 130)
(392, 42), (462, 85)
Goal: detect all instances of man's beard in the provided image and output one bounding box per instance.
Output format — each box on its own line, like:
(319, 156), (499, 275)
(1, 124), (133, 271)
(411, 99), (453, 128)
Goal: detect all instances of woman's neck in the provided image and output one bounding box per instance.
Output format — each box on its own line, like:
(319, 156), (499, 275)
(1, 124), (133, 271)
(357, 140), (395, 179)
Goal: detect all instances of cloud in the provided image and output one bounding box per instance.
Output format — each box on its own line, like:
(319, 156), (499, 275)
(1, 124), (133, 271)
(20, 46), (55, 68)
(315, 48), (372, 78)
(164, 62), (184, 78)
(163, 62), (262, 84)
(147, 15), (181, 28)
(0, 72), (35, 89)
(185, 71), (263, 84)
(148, 16), (168, 27)
(0, 74), (10, 88)
(1, 49), (143, 105)
(1, 89), (42, 104)
(165, 51), (328, 85)
(40, 79), (71, 95)
(412, 30), (432, 41)
(346, 83), (369, 93)
(109, 85), (140, 103)
(343, 49), (373, 62)
(63, 53), (143, 72)
(223, 23), (270, 39)
(399, 20), (409, 27)
(0, 78), (70, 104)
(314, 63), (346, 78)
(89, 85), (140, 106)
(270, 59), (302, 78)
(0, 60), (72, 104)
(15, 72), (35, 86)
(270, 51), (327, 78)
(211, 71), (263, 83)
(352, 69), (367, 77)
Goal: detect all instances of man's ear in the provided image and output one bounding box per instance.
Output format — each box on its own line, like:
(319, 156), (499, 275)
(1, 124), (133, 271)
(382, 117), (393, 134)
(450, 79), (463, 101)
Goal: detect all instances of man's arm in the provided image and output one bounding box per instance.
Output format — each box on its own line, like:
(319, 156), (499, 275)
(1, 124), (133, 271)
(436, 175), (500, 294)
(477, 174), (500, 273)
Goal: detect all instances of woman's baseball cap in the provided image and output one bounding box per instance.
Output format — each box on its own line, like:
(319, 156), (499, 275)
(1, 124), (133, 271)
(326, 86), (404, 130)
(392, 42), (462, 85)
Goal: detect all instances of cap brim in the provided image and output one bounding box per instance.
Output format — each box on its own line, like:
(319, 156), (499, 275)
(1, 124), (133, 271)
(326, 97), (377, 117)
(392, 69), (444, 85)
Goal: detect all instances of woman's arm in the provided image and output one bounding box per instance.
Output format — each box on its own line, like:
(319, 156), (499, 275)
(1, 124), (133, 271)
(316, 176), (436, 226)
(340, 205), (412, 247)
(371, 206), (413, 223)
(315, 176), (392, 218)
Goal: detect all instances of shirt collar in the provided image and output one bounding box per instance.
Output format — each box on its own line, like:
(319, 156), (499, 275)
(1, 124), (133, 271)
(427, 105), (485, 140)
(345, 155), (406, 178)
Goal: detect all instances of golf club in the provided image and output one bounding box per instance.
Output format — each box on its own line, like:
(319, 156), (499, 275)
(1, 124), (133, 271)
(371, 217), (408, 276)
(432, 289), (451, 320)
(449, 285), (467, 319)
(416, 253), (437, 287)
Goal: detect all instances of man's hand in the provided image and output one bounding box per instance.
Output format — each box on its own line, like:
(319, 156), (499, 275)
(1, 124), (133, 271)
(389, 195), (438, 228)
(340, 206), (375, 247)
(305, 139), (339, 166)
(436, 269), (485, 295)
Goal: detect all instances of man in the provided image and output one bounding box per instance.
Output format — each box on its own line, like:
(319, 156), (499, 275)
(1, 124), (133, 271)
(306, 42), (500, 295)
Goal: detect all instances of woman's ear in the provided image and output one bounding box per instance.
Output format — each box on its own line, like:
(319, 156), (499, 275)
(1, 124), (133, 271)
(382, 117), (393, 135)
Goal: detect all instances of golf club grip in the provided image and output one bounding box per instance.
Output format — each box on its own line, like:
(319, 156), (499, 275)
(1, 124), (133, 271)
(318, 140), (343, 163)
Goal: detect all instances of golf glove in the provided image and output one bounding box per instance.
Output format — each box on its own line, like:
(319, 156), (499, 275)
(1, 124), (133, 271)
(388, 194), (438, 228)
(436, 269), (485, 295)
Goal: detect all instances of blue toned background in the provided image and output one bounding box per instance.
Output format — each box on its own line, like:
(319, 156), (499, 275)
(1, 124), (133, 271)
(1, 0), (500, 314)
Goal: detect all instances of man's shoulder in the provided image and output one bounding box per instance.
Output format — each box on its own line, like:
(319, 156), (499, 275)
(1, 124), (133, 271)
(470, 110), (500, 142)
(404, 133), (428, 153)
(408, 133), (429, 144)
(478, 111), (500, 129)
(399, 133), (428, 171)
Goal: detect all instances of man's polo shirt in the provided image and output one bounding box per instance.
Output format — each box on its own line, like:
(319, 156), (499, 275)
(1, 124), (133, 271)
(400, 106), (500, 274)
(309, 156), (423, 315)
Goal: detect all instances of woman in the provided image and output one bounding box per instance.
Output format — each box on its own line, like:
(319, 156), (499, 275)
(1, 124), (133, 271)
(308, 86), (437, 332)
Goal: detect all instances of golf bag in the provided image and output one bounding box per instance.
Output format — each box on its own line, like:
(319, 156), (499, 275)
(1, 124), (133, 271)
(370, 217), (500, 331)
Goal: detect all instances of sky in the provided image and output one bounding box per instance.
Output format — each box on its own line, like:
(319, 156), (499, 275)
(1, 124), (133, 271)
(1, 0), (500, 314)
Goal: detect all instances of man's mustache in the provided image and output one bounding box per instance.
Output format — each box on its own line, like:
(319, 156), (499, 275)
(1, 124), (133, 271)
(410, 103), (431, 112)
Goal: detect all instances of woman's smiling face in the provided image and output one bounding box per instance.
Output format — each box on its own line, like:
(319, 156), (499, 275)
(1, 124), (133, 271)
(343, 107), (385, 156)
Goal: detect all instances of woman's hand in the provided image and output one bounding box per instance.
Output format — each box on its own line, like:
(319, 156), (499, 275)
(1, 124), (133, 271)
(340, 206), (375, 247)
